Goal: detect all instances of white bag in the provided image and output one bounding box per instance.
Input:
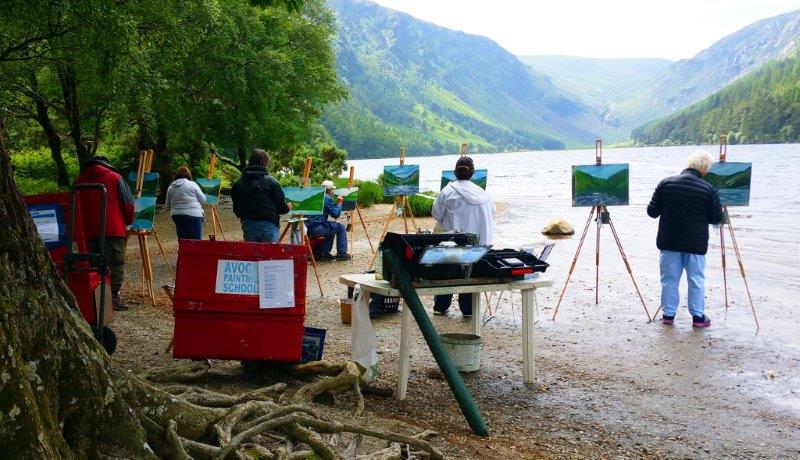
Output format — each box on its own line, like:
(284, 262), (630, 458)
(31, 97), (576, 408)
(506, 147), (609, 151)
(350, 284), (379, 382)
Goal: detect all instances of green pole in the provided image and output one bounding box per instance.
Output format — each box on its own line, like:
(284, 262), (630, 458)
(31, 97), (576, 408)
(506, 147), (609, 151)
(383, 250), (489, 437)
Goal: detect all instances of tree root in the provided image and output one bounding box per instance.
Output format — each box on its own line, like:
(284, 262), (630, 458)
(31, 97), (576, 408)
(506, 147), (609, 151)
(128, 361), (440, 459)
(292, 361), (364, 416)
(161, 383), (287, 407)
(139, 359), (212, 383)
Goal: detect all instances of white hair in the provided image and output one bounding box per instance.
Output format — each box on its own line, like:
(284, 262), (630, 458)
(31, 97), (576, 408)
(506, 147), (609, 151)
(687, 150), (712, 172)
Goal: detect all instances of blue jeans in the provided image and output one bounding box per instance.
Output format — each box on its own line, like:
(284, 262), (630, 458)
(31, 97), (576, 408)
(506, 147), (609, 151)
(307, 221), (347, 255)
(659, 250), (706, 317)
(241, 220), (279, 243)
(172, 215), (203, 240)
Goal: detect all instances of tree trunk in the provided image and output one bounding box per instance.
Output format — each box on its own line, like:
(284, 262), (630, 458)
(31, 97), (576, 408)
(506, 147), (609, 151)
(154, 124), (170, 204)
(57, 64), (90, 165)
(237, 146), (247, 170)
(0, 117), (152, 456)
(28, 72), (70, 187)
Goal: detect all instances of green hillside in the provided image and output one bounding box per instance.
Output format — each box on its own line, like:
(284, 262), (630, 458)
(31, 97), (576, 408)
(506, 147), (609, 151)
(324, 0), (600, 158)
(632, 53), (800, 146)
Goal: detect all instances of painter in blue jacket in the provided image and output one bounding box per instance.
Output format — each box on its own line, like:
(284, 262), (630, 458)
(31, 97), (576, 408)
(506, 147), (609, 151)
(306, 180), (351, 261)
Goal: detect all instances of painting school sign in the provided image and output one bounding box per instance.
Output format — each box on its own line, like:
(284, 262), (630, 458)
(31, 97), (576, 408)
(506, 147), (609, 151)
(214, 259), (295, 309)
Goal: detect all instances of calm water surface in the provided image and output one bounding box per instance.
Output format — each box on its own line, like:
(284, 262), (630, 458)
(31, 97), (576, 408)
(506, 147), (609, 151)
(349, 144), (800, 339)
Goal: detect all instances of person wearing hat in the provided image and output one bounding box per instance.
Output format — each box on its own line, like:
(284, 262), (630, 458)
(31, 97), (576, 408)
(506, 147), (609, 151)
(306, 180), (351, 261)
(74, 156), (135, 311)
(431, 156), (495, 317)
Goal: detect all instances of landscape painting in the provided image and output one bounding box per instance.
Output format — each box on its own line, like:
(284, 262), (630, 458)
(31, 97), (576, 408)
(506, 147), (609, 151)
(283, 187), (325, 215)
(130, 197), (157, 231)
(440, 169), (488, 190)
(127, 172), (160, 197)
(196, 178), (222, 206)
(705, 162), (752, 206)
(383, 165), (420, 196)
(572, 164), (629, 207)
(333, 187), (358, 211)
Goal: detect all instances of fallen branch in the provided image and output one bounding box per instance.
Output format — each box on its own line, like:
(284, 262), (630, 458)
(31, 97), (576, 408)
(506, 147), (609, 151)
(139, 360), (212, 384)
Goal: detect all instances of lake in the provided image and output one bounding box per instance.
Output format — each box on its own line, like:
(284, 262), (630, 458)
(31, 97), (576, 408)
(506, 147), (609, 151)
(348, 144), (800, 340)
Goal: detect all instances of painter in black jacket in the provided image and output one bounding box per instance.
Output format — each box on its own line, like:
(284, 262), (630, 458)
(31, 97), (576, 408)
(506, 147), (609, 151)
(647, 151), (724, 328)
(231, 149), (291, 242)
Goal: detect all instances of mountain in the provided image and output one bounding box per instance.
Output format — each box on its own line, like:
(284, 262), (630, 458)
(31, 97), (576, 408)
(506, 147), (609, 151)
(619, 8), (800, 129)
(519, 55), (672, 141)
(632, 52), (800, 146)
(323, 0), (601, 158)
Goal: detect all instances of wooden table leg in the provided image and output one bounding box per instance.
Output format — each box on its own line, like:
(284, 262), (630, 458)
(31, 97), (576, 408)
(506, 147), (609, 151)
(522, 288), (536, 384)
(471, 292), (482, 336)
(397, 300), (412, 400)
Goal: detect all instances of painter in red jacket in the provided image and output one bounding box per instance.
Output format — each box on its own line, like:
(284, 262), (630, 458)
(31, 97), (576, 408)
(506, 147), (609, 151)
(74, 156), (135, 311)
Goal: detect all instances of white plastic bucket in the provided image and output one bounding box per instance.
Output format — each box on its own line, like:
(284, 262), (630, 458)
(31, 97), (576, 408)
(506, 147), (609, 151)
(440, 333), (482, 372)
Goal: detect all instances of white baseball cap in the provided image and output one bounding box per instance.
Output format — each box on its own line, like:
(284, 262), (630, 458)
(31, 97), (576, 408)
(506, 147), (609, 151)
(321, 180), (336, 190)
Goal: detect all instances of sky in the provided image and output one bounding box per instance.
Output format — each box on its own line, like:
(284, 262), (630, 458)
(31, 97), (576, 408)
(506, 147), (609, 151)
(369, 0), (800, 60)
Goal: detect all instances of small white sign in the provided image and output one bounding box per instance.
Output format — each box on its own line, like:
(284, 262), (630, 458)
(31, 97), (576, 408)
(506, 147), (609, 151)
(30, 209), (59, 243)
(215, 259), (259, 295)
(258, 259), (295, 309)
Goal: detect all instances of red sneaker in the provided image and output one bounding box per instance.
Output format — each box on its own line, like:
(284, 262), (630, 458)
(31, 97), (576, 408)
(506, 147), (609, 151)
(692, 315), (711, 328)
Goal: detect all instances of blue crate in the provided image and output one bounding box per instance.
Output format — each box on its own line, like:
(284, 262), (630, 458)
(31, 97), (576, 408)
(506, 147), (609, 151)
(301, 327), (327, 363)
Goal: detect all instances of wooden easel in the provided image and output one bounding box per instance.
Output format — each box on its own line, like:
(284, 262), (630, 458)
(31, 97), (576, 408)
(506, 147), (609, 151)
(205, 151), (226, 240)
(652, 135), (760, 331)
(128, 149), (174, 306)
(551, 140), (652, 322)
(369, 147), (418, 269)
(344, 166), (375, 255)
(278, 157), (324, 296)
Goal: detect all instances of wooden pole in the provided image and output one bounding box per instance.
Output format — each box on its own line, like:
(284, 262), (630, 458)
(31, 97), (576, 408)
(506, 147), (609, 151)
(145, 149), (154, 173)
(721, 225), (729, 310)
(595, 205), (601, 305)
(460, 143), (468, 157)
(726, 211), (759, 332)
(151, 228), (175, 281)
(552, 206), (596, 320)
(606, 208), (651, 321)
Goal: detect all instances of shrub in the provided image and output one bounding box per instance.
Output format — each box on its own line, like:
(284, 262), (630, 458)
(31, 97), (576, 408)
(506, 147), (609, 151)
(407, 192), (435, 217)
(355, 180), (383, 207)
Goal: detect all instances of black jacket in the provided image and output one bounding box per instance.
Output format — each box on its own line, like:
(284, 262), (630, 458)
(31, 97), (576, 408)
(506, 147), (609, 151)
(231, 166), (290, 225)
(647, 168), (724, 255)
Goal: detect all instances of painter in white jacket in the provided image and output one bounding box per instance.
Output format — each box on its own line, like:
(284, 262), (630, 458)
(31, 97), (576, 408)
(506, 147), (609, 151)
(431, 156), (495, 316)
(165, 166), (206, 240)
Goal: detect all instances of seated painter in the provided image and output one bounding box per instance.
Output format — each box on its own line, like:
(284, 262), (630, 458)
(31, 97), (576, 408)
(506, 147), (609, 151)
(306, 180), (352, 261)
(431, 156), (496, 317)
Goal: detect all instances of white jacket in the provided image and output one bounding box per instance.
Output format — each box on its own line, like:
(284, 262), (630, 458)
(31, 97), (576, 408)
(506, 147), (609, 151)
(432, 180), (495, 245)
(166, 178), (206, 218)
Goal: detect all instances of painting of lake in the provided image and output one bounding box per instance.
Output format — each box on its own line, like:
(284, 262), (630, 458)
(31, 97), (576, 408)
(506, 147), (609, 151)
(705, 162), (752, 206)
(440, 169), (488, 190)
(383, 165), (420, 196)
(196, 178), (221, 206)
(572, 163), (629, 206)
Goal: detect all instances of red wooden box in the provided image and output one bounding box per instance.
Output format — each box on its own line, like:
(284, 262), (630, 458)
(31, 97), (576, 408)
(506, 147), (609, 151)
(172, 239), (308, 361)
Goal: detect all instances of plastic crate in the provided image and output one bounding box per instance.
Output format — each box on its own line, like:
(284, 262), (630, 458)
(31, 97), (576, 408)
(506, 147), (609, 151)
(301, 327), (326, 363)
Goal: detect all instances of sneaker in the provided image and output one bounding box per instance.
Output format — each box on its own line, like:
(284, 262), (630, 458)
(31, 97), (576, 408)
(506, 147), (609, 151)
(317, 253), (334, 261)
(112, 297), (129, 312)
(661, 314), (675, 325)
(692, 315), (711, 328)
(335, 253), (353, 261)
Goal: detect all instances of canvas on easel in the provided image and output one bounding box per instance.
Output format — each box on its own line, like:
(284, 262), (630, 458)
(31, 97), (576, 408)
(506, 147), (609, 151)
(441, 169), (488, 190)
(277, 157), (323, 296)
(201, 151), (227, 240)
(126, 149), (174, 306)
(369, 148), (419, 270)
(552, 140), (651, 322)
(338, 166), (375, 256)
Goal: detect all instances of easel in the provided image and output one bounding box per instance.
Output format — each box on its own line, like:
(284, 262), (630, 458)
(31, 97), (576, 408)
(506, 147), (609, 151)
(278, 157), (324, 296)
(551, 140), (652, 322)
(128, 149), (174, 306)
(344, 166), (375, 254)
(369, 147), (418, 269)
(205, 151), (226, 240)
(652, 135), (760, 331)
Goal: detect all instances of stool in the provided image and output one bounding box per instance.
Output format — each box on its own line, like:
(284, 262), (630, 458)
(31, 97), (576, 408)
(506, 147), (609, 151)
(308, 236), (327, 259)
